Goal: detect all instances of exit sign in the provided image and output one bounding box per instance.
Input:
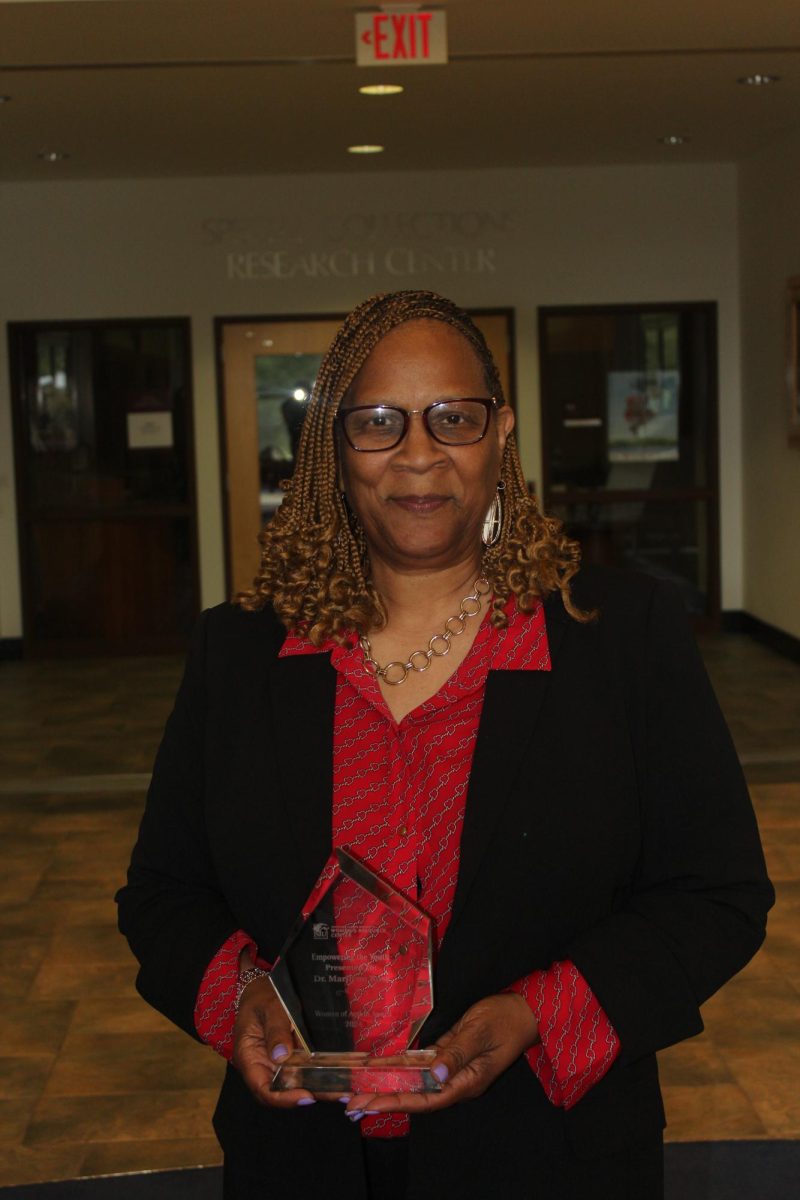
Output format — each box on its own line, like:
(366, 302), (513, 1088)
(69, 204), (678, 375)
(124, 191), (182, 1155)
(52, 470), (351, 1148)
(355, 9), (448, 67)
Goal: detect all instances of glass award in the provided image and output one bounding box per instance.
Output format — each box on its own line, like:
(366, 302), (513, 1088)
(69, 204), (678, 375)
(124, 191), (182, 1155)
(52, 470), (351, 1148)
(269, 847), (440, 1094)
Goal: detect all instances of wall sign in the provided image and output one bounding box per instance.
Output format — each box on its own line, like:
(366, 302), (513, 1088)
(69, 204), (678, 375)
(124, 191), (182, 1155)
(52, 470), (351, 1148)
(127, 411), (174, 450)
(203, 208), (515, 283)
(355, 9), (447, 66)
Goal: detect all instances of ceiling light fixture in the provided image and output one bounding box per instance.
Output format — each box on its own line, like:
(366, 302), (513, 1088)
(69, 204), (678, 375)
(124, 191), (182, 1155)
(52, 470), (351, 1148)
(359, 84), (404, 96)
(38, 149), (69, 162)
(738, 73), (780, 86)
(659, 135), (689, 146)
(348, 144), (384, 154)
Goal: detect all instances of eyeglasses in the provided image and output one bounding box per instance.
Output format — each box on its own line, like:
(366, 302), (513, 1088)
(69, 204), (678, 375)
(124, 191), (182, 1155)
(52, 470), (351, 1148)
(338, 397), (498, 452)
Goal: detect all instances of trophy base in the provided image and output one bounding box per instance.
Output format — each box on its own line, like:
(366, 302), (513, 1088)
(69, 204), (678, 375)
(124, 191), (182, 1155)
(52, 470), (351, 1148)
(270, 1050), (441, 1094)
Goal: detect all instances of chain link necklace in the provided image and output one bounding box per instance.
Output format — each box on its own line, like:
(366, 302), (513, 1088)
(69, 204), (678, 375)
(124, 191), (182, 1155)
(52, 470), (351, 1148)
(360, 576), (491, 686)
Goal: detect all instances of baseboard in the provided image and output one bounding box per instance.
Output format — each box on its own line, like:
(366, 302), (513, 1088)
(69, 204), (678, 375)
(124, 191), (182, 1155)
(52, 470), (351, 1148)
(0, 638), (23, 661)
(722, 610), (800, 663)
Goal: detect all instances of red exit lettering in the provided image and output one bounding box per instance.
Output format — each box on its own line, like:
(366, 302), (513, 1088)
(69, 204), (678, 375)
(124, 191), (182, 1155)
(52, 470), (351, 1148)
(361, 11), (433, 61)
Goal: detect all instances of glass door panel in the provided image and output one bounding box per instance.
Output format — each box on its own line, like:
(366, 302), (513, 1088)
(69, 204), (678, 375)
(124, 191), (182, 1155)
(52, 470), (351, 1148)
(539, 303), (719, 624)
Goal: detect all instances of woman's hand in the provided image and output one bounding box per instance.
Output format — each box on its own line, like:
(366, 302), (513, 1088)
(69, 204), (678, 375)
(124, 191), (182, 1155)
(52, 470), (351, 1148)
(344, 992), (540, 1120)
(232, 974), (318, 1109)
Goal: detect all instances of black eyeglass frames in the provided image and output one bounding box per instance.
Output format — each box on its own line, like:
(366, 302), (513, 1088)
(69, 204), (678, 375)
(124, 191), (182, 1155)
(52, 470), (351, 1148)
(337, 397), (498, 452)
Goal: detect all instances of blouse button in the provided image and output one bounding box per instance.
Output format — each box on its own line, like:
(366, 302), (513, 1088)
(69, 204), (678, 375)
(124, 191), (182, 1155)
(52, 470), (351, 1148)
(398, 824), (409, 837)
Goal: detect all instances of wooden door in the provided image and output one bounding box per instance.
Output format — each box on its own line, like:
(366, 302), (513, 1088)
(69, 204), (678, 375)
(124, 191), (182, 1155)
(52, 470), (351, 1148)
(9, 319), (199, 656)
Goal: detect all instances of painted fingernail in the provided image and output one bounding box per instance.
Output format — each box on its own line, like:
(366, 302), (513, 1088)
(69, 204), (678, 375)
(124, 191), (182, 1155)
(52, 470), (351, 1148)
(296, 1097), (316, 1106)
(432, 1063), (449, 1082)
(338, 1095), (352, 1103)
(271, 1043), (289, 1062)
(347, 1110), (365, 1121)
(364, 1110), (380, 1115)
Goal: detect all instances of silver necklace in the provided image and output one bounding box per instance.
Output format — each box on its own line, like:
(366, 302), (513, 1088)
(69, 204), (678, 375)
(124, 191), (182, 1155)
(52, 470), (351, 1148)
(360, 576), (491, 686)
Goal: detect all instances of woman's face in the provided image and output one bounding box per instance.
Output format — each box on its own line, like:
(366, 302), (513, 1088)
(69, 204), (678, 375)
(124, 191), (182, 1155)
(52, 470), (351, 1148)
(338, 319), (515, 574)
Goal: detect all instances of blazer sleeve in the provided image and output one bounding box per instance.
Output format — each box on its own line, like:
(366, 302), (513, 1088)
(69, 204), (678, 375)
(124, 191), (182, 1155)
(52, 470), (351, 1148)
(566, 579), (774, 1066)
(115, 610), (240, 1041)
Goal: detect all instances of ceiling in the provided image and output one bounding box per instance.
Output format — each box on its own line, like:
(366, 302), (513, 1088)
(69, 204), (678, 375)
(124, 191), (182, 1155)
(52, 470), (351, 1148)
(1, 0), (799, 181)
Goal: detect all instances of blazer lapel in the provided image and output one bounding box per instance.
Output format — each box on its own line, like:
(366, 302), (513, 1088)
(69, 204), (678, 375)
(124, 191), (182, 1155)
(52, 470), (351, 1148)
(267, 652), (337, 888)
(448, 595), (570, 928)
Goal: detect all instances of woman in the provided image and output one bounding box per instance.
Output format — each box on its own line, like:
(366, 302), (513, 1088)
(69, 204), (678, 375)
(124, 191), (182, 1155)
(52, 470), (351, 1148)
(117, 290), (773, 1200)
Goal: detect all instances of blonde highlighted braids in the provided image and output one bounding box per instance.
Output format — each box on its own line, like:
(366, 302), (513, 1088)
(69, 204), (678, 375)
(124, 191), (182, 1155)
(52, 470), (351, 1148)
(238, 290), (589, 640)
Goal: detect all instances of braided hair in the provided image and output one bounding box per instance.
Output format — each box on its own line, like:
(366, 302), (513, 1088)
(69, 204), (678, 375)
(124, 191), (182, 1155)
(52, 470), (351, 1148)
(238, 290), (588, 640)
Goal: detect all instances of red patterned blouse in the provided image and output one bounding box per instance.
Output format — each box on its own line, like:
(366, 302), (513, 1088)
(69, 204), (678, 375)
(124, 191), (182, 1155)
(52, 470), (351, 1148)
(194, 599), (619, 1136)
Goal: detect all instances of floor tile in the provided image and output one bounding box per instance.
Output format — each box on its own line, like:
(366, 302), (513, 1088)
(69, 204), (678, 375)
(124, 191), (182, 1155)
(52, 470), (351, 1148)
(0, 1095), (36, 1143)
(0, 1055), (55, 1100)
(69, 996), (179, 1036)
(25, 1088), (221, 1146)
(30, 959), (138, 1001)
(0, 1145), (86, 1188)
(44, 1032), (224, 1096)
(78, 1137), (222, 1177)
(718, 1043), (800, 1137)
(0, 1000), (75, 1057)
(656, 1038), (734, 1087)
(661, 1082), (767, 1141)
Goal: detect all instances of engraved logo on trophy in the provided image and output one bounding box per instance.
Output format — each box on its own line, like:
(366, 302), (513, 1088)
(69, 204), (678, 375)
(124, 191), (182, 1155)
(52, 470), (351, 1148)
(269, 847), (440, 1094)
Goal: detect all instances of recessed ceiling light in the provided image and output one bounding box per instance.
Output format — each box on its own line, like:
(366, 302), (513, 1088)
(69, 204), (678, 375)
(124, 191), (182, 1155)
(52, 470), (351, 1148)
(659, 135), (689, 146)
(38, 149), (69, 162)
(359, 84), (404, 96)
(348, 144), (384, 155)
(738, 73), (780, 86)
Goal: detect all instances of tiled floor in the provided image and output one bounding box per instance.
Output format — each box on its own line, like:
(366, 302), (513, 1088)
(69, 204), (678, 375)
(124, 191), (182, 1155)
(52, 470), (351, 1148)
(0, 634), (798, 1186)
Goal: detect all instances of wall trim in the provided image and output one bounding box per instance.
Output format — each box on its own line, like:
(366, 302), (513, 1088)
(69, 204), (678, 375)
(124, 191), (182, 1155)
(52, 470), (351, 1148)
(722, 610), (800, 663)
(0, 638), (23, 661)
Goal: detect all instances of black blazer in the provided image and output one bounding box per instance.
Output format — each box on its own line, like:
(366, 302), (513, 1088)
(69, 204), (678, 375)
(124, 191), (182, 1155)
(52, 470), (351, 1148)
(116, 566), (773, 1199)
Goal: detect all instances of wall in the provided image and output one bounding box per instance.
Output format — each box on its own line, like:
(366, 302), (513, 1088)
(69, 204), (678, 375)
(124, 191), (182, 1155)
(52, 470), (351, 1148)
(0, 162), (741, 636)
(739, 130), (800, 640)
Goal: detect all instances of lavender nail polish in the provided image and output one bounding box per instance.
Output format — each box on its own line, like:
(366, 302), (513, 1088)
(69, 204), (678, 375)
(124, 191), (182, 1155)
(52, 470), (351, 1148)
(271, 1043), (289, 1062)
(347, 1110), (365, 1122)
(296, 1097), (316, 1107)
(432, 1063), (449, 1083)
(338, 1096), (352, 1103)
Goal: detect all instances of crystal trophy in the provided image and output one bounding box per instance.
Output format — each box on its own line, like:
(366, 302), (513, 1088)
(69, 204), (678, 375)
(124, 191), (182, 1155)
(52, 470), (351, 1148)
(269, 847), (440, 1094)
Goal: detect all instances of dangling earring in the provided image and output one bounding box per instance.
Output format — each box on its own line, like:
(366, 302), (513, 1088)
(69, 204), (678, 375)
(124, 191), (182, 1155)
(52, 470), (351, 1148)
(481, 481), (505, 547)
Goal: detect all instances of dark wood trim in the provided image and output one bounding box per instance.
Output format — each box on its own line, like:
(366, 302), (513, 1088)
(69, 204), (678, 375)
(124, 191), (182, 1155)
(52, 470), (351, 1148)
(720, 610), (747, 634)
(0, 638), (24, 661)
(538, 301), (719, 318)
(547, 487), (715, 504)
(23, 633), (190, 660)
(29, 505), (194, 521)
(721, 611), (800, 664)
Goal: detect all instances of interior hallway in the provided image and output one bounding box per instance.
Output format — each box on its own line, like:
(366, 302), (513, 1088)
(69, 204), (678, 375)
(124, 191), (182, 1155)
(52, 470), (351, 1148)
(0, 633), (798, 1186)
